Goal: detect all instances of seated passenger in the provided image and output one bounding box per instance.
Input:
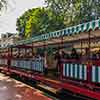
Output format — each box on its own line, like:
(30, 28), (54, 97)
(71, 48), (79, 59)
(54, 50), (63, 76)
(62, 51), (70, 59)
(92, 53), (97, 60)
(97, 50), (100, 59)
(44, 52), (48, 76)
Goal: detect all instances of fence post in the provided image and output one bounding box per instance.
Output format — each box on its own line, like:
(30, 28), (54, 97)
(60, 61), (63, 80)
(87, 62), (92, 83)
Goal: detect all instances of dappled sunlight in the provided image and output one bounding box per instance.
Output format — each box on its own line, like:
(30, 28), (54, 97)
(14, 80), (22, 84)
(0, 86), (8, 91)
(0, 73), (54, 100)
(0, 74), (9, 81)
(6, 79), (12, 82)
(14, 83), (26, 88)
(15, 94), (22, 99)
(33, 91), (43, 95)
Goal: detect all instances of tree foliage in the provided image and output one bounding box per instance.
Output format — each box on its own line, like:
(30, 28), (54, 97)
(0, 0), (7, 11)
(16, 0), (100, 39)
(16, 7), (65, 38)
(45, 0), (100, 25)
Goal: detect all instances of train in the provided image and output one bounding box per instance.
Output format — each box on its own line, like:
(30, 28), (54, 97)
(0, 19), (100, 99)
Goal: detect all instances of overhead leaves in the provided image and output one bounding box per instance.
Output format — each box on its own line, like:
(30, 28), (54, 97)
(16, 7), (65, 38)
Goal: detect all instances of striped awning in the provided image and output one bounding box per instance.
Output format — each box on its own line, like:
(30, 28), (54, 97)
(33, 19), (100, 41)
(7, 19), (100, 47)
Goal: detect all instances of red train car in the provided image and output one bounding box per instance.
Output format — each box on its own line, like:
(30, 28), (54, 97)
(0, 19), (100, 99)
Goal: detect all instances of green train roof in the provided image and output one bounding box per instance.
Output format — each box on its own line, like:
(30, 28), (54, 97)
(2, 19), (100, 48)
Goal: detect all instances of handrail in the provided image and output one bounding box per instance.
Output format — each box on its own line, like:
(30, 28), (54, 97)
(61, 59), (82, 64)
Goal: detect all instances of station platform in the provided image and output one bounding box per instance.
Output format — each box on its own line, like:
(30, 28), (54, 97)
(0, 73), (56, 100)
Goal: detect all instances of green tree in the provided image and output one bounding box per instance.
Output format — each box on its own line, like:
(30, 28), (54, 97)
(45, 0), (100, 25)
(16, 7), (65, 38)
(0, 0), (7, 11)
(79, 0), (100, 23)
(16, 9), (31, 37)
(45, 0), (81, 25)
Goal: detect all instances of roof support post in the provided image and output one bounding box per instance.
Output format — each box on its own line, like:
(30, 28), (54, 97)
(88, 31), (91, 60)
(87, 30), (92, 83)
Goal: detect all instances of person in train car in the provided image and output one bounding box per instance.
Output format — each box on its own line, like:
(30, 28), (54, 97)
(27, 50), (31, 58)
(16, 52), (19, 58)
(36, 53), (42, 60)
(27, 49), (32, 58)
(19, 50), (24, 58)
(13, 49), (18, 58)
(92, 53), (97, 60)
(43, 52), (48, 76)
(80, 48), (88, 64)
(95, 50), (100, 65)
(32, 53), (35, 60)
(96, 53), (99, 60)
(70, 48), (79, 60)
(61, 50), (70, 59)
(54, 49), (63, 75)
(24, 49), (28, 58)
(97, 49), (100, 60)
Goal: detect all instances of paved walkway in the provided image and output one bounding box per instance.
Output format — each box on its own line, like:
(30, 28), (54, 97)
(0, 73), (54, 100)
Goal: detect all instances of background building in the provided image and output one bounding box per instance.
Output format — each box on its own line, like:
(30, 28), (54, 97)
(0, 33), (21, 47)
